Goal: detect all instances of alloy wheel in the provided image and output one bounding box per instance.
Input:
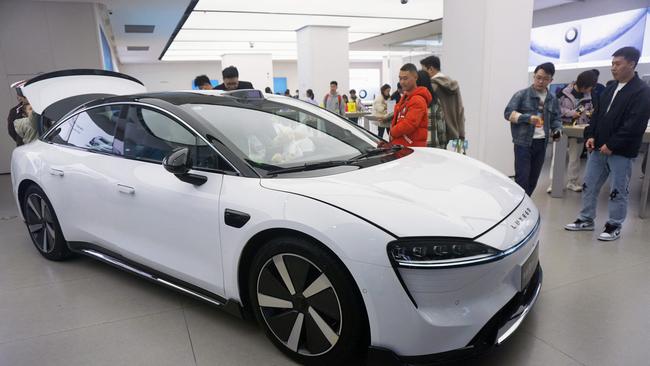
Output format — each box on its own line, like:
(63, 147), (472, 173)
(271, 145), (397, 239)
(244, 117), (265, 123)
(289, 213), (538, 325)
(25, 193), (56, 253)
(256, 253), (342, 356)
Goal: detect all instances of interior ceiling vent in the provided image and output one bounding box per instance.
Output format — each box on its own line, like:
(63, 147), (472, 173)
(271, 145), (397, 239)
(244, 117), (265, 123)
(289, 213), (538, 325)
(124, 25), (155, 33)
(127, 46), (150, 51)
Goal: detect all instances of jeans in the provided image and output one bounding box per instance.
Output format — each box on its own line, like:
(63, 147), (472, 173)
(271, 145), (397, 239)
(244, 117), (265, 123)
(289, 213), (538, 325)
(578, 151), (633, 227)
(514, 139), (547, 196)
(378, 127), (390, 139)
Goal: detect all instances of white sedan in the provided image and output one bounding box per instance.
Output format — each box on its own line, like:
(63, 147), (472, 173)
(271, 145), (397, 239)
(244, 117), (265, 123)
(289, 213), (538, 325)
(11, 70), (541, 365)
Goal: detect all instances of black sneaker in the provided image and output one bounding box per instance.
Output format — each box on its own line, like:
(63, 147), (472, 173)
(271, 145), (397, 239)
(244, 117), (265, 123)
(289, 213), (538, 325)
(564, 218), (595, 231)
(598, 223), (621, 241)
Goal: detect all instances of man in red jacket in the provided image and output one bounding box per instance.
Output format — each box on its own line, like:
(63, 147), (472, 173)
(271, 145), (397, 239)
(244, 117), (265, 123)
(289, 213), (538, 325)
(391, 63), (432, 147)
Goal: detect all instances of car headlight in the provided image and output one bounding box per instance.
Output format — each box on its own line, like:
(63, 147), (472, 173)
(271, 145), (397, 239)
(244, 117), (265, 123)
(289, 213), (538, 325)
(387, 239), (501, 268)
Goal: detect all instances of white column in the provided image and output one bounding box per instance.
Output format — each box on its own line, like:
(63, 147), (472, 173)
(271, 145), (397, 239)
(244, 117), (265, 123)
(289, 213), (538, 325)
(297, 26), (349, 103)
(442, 0), (534, 176)
(382, 55), (403, 89)
(221, 54), (273, 91)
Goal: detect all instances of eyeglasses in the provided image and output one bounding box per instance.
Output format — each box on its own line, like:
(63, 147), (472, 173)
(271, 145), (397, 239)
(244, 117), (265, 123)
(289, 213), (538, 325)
(534, 75), (552, 82)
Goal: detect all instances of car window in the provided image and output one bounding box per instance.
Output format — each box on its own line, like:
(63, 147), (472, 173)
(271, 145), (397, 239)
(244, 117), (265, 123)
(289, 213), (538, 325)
(184, 101), (378, 170)
(118, 105), (234, 172)
(66, 105), (122, 153)
(45, 114), (77, 145)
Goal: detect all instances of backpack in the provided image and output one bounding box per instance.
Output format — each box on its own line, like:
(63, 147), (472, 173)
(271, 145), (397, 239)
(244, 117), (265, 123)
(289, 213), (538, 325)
(324, 93), (342, 107)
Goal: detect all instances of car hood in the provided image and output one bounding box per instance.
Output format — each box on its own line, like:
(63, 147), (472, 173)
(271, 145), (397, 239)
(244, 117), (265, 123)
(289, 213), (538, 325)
(260, 148), (525, 239)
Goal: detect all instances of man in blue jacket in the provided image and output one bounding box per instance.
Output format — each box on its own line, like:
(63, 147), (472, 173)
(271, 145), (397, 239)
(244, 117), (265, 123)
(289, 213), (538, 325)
(504, 62), (562, 196)
(565, 47), (650, 241)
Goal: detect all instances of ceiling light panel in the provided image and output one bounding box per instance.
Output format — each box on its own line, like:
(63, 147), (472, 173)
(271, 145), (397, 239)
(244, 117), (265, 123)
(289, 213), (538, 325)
(169, 41), (297, 51)
(183, 12), (427, 34)
(194, 0), (443, 19)
(174, 29), (380, 43)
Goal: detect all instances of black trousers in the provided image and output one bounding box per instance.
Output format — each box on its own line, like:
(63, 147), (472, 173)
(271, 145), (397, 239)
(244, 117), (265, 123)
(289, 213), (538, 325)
(514, 139), (547, 196)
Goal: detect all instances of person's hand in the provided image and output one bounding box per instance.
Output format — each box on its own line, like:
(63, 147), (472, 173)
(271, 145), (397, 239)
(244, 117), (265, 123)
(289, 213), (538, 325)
(530, 115), (542, 128)
(585, 138), (595, 152)
(25, 104), (33, 117)
(552, 130), (561, 141)
(571, 110), (581, 118)
(600, 144), (613, 155)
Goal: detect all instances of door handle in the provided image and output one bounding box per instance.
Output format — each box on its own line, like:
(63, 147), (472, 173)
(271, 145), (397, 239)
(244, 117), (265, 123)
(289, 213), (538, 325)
(117, 184), (135, 195)
(49, 168), (64, 177)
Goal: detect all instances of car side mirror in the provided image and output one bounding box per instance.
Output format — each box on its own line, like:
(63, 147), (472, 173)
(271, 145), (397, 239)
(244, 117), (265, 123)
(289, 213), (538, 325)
(162, 147), (207, 186)
(163, 147), (192, 175)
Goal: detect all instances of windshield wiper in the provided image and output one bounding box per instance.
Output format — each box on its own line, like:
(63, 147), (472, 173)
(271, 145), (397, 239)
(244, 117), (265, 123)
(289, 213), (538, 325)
(347, 145), (404, 162)
(267, 160), (354, 175)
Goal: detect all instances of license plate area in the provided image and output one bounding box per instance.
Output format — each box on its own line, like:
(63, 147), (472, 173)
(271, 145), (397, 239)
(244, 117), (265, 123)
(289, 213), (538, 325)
(520, 242), (539, 291)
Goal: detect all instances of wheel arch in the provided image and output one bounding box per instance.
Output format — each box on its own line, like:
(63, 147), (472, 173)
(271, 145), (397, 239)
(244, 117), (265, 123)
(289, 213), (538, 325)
(237, 227), (371, 344)
(17, 179), (40, 219)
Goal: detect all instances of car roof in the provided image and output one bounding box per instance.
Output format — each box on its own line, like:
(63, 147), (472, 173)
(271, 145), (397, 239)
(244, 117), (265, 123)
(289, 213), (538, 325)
(80, 90), (276, 110)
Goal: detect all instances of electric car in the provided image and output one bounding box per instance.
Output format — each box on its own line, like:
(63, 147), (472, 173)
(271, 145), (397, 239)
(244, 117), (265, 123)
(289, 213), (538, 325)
(11, 70), (541, 365)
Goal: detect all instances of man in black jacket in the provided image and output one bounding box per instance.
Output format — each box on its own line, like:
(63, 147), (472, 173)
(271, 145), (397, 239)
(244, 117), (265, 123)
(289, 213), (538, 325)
(565, 47), (650, 241)
(213, 66), (254, 91)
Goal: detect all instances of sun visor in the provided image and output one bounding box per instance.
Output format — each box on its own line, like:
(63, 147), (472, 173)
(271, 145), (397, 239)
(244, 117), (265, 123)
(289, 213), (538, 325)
(21, 69), (146, 114)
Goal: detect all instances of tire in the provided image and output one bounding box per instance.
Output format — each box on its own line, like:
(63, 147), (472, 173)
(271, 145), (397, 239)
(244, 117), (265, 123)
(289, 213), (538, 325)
(249, 236), (367, 365)
(22, 185), (72, 261)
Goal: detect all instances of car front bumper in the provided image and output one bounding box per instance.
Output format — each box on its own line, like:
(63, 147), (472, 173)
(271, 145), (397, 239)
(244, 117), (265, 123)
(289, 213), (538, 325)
(366, 263), (543, 365)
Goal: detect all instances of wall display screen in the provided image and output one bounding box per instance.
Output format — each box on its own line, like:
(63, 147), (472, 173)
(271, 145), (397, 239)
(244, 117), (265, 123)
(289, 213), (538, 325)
(530, 8), (650, 68)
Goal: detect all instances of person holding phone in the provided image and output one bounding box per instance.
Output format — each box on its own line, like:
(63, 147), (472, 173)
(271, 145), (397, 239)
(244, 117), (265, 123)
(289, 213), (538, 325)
(504, 62), (563, 196)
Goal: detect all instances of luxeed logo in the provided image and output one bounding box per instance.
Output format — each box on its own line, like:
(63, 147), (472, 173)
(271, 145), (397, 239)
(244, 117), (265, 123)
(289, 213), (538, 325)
(510, 207), (533, 230)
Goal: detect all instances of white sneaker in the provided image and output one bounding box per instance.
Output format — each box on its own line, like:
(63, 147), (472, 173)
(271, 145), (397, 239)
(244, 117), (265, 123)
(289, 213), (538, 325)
(566, 183), (583, 192)
(546, 185), (552, 194)
(598, 223), (621, 241)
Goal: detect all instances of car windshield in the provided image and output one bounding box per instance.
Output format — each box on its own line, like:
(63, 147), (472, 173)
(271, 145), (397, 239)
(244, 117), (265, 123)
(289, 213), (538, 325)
(182, 96), (386, 175)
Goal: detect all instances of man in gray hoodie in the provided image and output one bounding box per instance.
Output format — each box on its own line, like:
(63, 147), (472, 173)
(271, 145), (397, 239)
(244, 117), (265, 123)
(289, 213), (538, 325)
(420, 55), (466, 146)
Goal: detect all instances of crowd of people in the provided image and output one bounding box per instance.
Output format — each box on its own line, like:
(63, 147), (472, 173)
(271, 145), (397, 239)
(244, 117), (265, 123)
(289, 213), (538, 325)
(7, 47), (650, 240)
(505, 46), (650, 241)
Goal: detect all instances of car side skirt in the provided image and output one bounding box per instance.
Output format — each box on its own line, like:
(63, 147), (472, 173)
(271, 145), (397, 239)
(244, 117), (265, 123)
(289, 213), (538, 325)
(67, 242), (244, 319)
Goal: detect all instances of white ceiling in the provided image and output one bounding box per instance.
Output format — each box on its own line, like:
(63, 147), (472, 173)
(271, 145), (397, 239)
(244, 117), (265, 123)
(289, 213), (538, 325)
(161, 0), (444, 62)
(42, 0), (578, 64)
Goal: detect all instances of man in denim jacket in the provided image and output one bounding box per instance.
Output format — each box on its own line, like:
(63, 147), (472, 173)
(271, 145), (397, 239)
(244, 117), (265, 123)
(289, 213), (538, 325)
(504, 62), (562, 196)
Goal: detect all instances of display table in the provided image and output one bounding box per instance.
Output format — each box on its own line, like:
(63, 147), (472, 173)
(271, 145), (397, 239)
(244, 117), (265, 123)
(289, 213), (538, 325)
(345, 111), (371, 129)
(551, 125), (650, 218)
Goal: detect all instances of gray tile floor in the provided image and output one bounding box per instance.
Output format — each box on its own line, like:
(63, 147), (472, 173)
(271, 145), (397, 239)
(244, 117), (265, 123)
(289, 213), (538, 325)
(1, 157), (649, 366)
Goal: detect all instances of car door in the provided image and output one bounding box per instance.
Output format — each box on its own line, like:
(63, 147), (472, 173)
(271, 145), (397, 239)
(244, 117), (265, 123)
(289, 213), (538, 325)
(104, 104), (233, 295)
(38, 104), (127, 252)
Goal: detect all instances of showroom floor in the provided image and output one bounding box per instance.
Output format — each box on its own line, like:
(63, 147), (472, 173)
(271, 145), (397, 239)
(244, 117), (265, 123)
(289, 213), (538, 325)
(1, 157), (649, 366)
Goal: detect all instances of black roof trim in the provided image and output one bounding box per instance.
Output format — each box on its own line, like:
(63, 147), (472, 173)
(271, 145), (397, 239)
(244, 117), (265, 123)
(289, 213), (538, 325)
(82, 91), (262, 109)
(159, 0), (199, 60)
(23, 69), (144, 87)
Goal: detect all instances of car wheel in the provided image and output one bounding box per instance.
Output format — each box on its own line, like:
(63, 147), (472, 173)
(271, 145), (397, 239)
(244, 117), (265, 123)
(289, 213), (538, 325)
(22, 185), (72, 261)
(249, 236), (367, 365)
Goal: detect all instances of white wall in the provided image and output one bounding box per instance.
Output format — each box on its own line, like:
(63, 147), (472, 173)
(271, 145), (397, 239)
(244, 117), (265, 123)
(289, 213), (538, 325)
(273, 61), (299, 94)
(298, 27), (349, 103)
(221, 54), (273, 92)
(0, 1), (103, 173)
(443, 0), (534, 176)
(120, 61), (222, 92)
(273, 60), (383, 99)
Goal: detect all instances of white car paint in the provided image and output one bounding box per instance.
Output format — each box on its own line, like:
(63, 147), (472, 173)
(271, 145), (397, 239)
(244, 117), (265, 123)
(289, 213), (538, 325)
(10, 70), (542, 362)
(261, 148), (525, 243)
